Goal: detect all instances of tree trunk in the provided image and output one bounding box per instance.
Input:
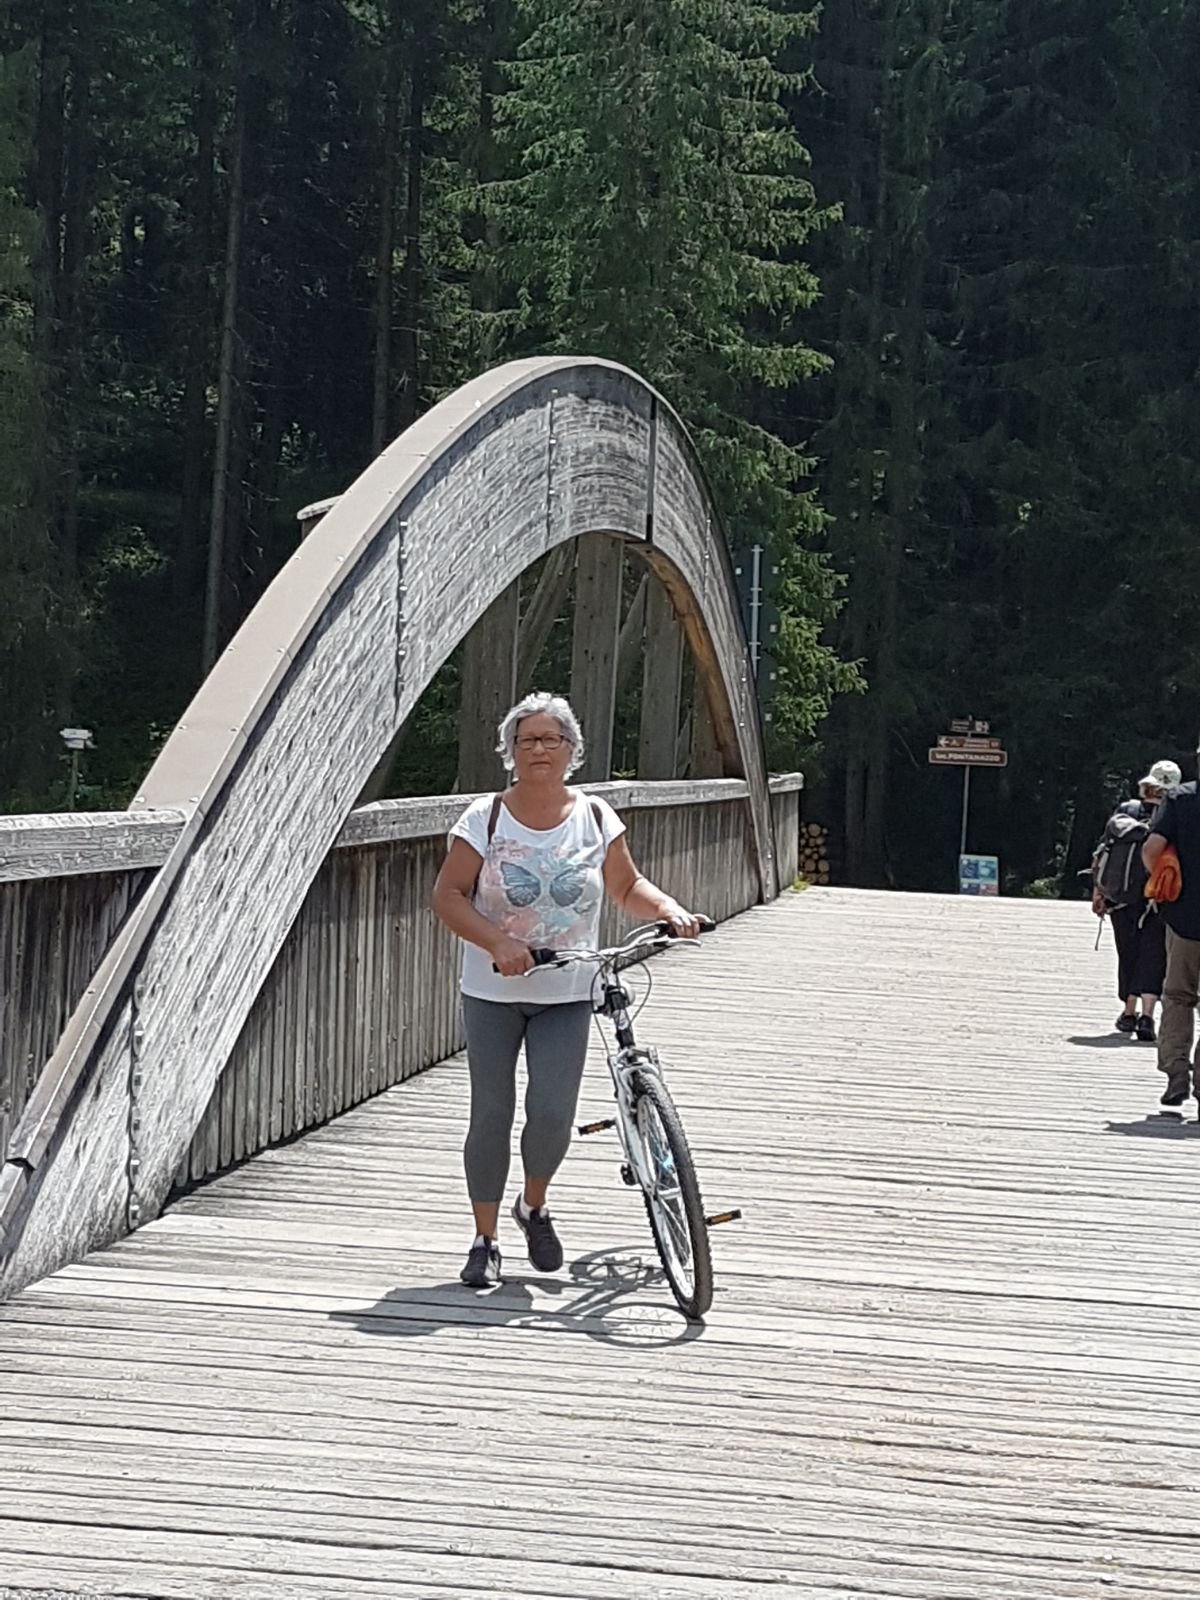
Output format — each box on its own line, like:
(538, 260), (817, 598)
(55, 57), (90, 621)
(372, 20), (401, 457)
(861, 0), (948, 887)
(175, 14), (218, 609)
(470, 0), (510, 353)
(396, 58), (424, 431)
(203, 81), (248, 673)
(860, 532), (901, 886)
(29, 12), (68, 758)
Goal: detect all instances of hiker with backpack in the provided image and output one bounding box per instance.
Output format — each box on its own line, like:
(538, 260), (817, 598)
(1092, 761), (1180, 1039)
(1143, 748), (1200, 1112)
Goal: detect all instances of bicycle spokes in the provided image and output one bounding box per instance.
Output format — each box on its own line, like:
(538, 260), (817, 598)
(637, 1091), (696, 1293)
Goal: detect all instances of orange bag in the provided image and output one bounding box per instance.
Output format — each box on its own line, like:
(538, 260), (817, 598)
(1146, 844), (1182, 904)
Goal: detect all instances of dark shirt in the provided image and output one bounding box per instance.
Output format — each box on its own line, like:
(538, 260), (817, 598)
(1149, 782), (1200, 940)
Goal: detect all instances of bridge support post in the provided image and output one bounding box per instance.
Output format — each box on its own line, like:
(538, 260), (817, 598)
(690, 688), (724, 779)
(570, 534), (624, 782)
(638, 579), (683, 780)
(457, 582), (519, 791)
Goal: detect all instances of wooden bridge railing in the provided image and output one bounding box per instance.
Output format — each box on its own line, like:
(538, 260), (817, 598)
(1, 777), (800, 1195)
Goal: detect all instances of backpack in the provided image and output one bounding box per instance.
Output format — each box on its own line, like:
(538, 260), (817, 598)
(1145, 843), (1182, 906)
(1094, 810), (1150, 909)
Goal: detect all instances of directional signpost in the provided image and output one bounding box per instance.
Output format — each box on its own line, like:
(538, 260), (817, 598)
(928, 719), (1008, 892)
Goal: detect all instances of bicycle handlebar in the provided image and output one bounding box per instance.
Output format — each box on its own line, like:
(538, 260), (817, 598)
(492, 917), (715, 974)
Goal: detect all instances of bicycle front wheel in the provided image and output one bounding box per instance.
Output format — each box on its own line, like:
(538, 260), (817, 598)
(631, 1069), (714, 1320)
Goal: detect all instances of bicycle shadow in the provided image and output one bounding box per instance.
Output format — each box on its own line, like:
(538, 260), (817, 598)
(328, 1248), (706, 1349)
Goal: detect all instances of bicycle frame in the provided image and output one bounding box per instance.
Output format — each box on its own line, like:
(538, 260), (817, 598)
(589, 960), (665, 1197)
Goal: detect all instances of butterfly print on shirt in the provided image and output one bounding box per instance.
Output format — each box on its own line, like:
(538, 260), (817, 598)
(500, 860), (591, 909)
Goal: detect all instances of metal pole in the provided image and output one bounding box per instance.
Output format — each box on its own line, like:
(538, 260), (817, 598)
(959, 764), (971, 859)
(748, 544), (762, 682)
(67, 749), (80, 809)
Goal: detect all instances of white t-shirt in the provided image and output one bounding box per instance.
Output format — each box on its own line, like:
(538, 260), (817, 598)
(449, 791), (626, 1004)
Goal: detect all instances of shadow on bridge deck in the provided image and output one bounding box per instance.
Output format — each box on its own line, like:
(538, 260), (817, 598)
(1, 888), (1197, 1599)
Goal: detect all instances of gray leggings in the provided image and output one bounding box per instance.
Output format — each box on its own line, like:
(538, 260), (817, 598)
(461, 996), (592, 1203)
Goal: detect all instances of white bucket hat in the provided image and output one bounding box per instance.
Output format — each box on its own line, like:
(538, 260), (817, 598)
(1139, 759), (1182, 791)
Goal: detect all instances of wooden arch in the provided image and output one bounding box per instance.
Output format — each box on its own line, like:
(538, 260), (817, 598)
(0, 357), (774, 1292)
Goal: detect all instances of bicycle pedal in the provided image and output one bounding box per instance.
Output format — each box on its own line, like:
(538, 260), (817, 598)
(705, 1209), (743, 1227)
(577, 1118), (617, 1136)
(620, 1163), (637, 1187)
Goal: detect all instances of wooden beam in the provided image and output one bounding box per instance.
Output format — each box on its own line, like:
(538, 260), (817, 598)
(569, 534), (624, 782)
(691, 686), (724, 779)
(457, 582), (519, 792)
(516, 545), (573, 692)
(638, 578), (683, 780)
(2, 776), (805, 882)
(615, 574), (648, 696)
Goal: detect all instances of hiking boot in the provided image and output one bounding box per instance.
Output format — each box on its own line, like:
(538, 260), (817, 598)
(1158, 1070), (1191, 1113)
(1136, 1015), (1157, 1043)
(1116, 1013), (1138, 1034)
(460, 1238), (502, 1288)
(511, 1198), (564, 1272)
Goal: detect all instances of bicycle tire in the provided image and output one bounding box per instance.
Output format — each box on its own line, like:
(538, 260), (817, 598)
(630, 1068), (714, 1320)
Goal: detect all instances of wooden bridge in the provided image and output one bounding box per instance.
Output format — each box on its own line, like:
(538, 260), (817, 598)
(2, 887), (1194, 1598)
(1, 359), (1195, 1597)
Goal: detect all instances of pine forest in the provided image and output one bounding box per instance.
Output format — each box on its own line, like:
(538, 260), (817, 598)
(1, 0), (1197, 892)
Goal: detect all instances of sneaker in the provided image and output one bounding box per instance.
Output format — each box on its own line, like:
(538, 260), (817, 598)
(1116, 1013), (1138, 1034)
(1136, 1016), (1157, 1043)
(460, 1238), (502, 1288)
(511, 1198), (564, 1272)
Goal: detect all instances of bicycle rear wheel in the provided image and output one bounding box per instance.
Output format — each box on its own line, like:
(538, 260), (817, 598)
(631, 1068), (713, 1320)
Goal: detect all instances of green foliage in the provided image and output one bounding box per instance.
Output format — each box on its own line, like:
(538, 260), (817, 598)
(0, 42), (44, 807)
(1, 0), (1195, 903)
(799, 0), (1200, 890)
(488, 0), (853, 752)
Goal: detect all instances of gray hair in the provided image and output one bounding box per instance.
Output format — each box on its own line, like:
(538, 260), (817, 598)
(496, 692), (585, 777)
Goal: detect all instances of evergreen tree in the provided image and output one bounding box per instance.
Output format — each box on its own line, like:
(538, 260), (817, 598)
(488, 0), (857, 753)
(0, 39), (44, 806)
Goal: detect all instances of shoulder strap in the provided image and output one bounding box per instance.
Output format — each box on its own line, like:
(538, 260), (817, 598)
(486, 794), (503, 845)
(471, 795), (504, 896)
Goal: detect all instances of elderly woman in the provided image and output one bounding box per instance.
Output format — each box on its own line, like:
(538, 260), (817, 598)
(432, 691), (701, 1288)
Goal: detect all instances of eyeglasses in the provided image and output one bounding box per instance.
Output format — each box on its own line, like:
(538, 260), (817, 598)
(515, 734), (571, 752)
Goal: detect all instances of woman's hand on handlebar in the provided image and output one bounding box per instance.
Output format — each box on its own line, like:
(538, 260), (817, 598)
(660, 904), (705, 939)
(489, 934), (535, 977)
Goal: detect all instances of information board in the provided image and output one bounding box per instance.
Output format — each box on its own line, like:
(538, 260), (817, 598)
(959, 854), (1000, 896)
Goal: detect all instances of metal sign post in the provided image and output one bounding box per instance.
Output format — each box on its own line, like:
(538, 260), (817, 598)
(60, 726), (95, 810)
(928, 719), (1007, 891)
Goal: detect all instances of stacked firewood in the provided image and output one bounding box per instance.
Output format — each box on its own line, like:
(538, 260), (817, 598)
(799, 822), (831, 886)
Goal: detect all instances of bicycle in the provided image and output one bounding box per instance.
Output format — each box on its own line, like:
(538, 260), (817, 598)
(521, 920), (741, 1321)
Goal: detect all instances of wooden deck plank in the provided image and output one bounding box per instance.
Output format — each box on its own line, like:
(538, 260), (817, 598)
(3, 888), (1197, 1597)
